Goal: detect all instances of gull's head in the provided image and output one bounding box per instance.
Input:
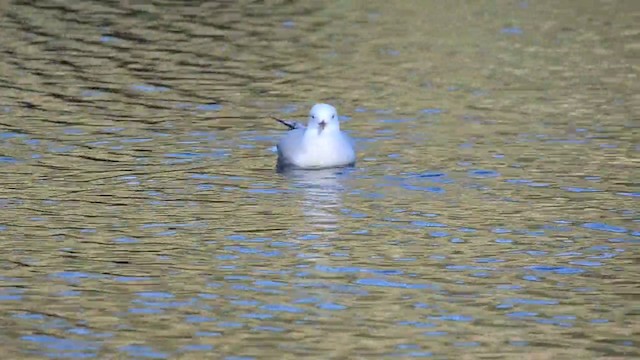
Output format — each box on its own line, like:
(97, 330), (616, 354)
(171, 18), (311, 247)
(308, 103), (340, 135)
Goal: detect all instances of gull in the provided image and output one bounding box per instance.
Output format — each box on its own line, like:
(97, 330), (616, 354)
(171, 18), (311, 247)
(273, 103), (356, 171)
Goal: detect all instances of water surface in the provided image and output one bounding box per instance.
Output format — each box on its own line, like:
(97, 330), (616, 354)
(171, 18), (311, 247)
(0, 1), (638, 359)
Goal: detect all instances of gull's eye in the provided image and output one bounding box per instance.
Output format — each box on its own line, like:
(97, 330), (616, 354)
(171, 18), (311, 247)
(332, 114), (335, 119)
(311, 115), (315, 119)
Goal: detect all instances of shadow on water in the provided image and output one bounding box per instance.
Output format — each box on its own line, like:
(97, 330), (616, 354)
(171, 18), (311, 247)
(0, 0), (638, 359)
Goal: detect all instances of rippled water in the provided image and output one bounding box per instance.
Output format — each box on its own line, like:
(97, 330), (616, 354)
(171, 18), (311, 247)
(1, 1), (638, 359)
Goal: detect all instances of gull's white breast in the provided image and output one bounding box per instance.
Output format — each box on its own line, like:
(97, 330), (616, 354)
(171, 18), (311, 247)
(277, 129), (355, 170)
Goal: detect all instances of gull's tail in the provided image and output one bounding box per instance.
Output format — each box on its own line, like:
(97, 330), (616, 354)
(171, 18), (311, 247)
(271, 116), (303, 130)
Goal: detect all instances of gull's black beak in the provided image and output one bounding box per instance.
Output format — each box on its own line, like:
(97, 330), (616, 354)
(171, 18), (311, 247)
(318, 121), (326, 134)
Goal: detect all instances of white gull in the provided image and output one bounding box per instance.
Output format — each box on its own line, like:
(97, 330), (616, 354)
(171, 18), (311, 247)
(274, 103), (356, 171)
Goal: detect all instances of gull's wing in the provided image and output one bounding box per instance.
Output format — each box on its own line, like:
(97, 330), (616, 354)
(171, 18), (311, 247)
(276, 127), (306, 171)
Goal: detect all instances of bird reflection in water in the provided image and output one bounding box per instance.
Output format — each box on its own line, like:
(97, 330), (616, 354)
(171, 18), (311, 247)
(281, 167), (353, 232)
